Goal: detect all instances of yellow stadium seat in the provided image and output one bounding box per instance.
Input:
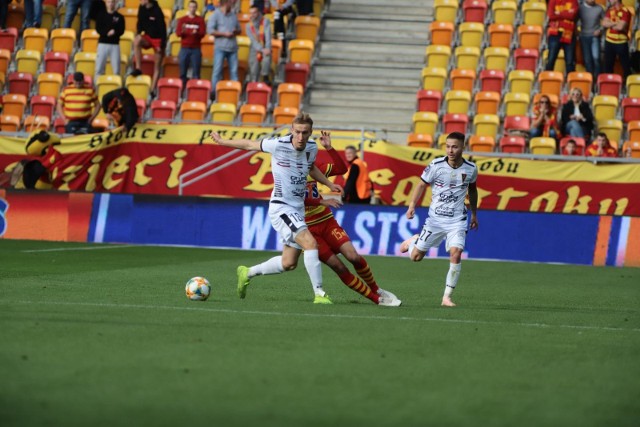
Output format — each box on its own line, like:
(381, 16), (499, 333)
(424, 45), (451, 69)
(288, 39), (314, 64)
(429, 21), (455, 46)
(538, 71), (564, 98)
(180, 101), (207, 122)
(459, 22), (484, 48)
(41, 4), (56, 31)
(74, 52), (97, 77)
(627, 75), (640, 98)
(445, 90), (471, 114)
(474, 91), (501, 115)
(239, 104), (266, 124)
(469, 135), (496, 152)
(119, 8), (138, 33)
(168, 33), (181, 57)
(521, 0), (547, 26)
(491, 0), (517, 25)
(58, 6), (81, 34)
(450, 68), (476, 92)
(105, 54), (129, 79)
(597, 119), (623, 144)
(126, 74), (152, 101)
(295, 15), (321, 41)
(16, 49), (41, 75)
(23, 28), (49, 54)
(488, 23), (513, 48)
(542, 48), (566, 74)
(434, 0), (459, 23)
(454, 46), (480, 71)
(50, 28), (76, 56)
(503, 92), (531, 117)
(592, 95), (619, 122)
(81, 29), (99, 53)
(483, 47), (510, 72)
(421, 67), (447, 91)
(473, 114), (500, 139)
(530, 137), (557, 155)
(96, 74), (123, 101)
(412, 112), (438, 136)
(119, 31), (135, 59)
(508, 70), (535, 95)
(37, 72), (63, 97)
(200, 57), (214, 81)
(273, 106), (299, 126)
(210, 102), (237, 123)
(236, 35), (251, 66)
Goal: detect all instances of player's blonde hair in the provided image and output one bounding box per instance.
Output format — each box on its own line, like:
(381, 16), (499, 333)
(293, 111), (313, 127)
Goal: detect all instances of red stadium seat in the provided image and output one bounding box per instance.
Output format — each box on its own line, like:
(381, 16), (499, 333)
(514, 48), (539, 72)
(284, 62), (310, 87)
(597, 73), (623, 98)
(246, 82), (272, 108)
(44, 51), (70, 75)
(136, 98), (147, 118)
(8, 72), (34, 97)
(499, 136), (526, 153)
(442, 113), (469, 134)
(0, 27), (18, 52)
(462, 0), (487, 23)
(30, 95), (56, 120)
(622, 98), (640, 124)
(503, 115), (531, 135)
(186, 79), (212, 104)
(53, 116), (66, 133)
(479, 69), (505, 93)
(416, 89), (442, 113)
(149, 100), (176, 122)
(157, 77), (183, 105)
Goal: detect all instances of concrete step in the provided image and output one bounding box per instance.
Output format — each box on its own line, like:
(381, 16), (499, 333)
(311, 82), (418, 95)
(327, 5), (434, 22)
(310, 89), (417, 104)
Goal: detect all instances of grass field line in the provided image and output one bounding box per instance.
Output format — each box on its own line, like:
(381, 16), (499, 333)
(6, 299), (640, 333)
(21, 245), (136, 253)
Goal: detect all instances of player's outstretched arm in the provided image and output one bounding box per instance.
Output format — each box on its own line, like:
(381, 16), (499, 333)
(209, 131), (261, 151)
(406, 180), (427, 219)
(310, 164), (342, 194)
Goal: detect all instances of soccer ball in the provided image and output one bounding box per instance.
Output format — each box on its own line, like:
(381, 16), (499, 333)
(185, 277), (211, 301)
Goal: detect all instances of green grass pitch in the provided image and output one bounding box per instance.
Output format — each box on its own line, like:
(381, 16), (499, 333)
(1, 239), (639, 427)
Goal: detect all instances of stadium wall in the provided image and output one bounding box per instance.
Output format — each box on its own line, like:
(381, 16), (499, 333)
(1, 189), (639, 267)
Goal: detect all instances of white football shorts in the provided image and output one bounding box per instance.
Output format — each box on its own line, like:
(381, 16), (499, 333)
(268, 202), (307, 250)
(415, 218), (467, 253)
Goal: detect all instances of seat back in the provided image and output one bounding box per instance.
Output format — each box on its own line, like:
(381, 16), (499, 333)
(210, 102), (237, 123)
(530, 137), (557, 155)
(186, 79), (212, 104)
(215, 80), (242, 105)
(239, 104), (266, 124)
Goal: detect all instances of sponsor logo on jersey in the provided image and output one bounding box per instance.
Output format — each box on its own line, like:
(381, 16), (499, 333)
(434, 206), (454, 217)
(438, 190), (459, 204)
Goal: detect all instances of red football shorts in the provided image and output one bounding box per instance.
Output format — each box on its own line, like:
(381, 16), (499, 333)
(309, 217), (351, 263)
(141, 34), (164, 52)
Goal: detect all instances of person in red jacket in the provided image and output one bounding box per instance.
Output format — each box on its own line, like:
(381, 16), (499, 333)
(586, 133), (618, 158)
(545, 0), (578, 75)
(602, 0), (632, 80)
(176, 0), (206, 87)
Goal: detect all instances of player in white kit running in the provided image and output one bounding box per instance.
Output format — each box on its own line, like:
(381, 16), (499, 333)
(209, 112), (342, 304)
(401, 132), (479, 307)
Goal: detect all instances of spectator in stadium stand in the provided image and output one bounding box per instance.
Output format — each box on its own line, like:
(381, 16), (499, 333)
(101, 87), (140, 133)
(530, 94), (561, 141)
(246, 5), (272, 85)
(545, 0), (578, 75)
(562, 139), (581, 156)
(0, 0), (9, 29)
(560, 88), (595, 140)
(601, 0), (632, 80)
(210, 112), (343, 304)
(207, 0), (241, 101)
(64, 0), (92, 35)
(176, 0), (206, 88)
(131, 0), (167, 97)
(342, 145), (374, 205)
(94, 0), (125, 83)
(56, 72), (101, 135)
(585, 132), (618, 158)
(578, 0), (605, 81)
(401, 132), (479, 308)
(305, 131), (401, 307)
(24, 0), (43, 28)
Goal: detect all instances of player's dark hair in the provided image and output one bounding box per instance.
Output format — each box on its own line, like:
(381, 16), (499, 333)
(293, 111), (313, 127)
(447, 132), (466, 145)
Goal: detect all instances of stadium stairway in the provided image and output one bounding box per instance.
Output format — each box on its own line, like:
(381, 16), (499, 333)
(305, 0), (433, 144)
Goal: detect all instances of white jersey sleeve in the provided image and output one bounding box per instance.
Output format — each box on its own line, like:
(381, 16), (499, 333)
(261, 135), (318, 209)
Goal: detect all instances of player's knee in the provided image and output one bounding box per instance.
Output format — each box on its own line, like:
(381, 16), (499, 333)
(282, 260), (298, 271)
(409, 250), (424, 262)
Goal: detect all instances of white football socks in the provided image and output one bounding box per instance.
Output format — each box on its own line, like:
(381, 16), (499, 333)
(303, 249), (325, 296)
(444, 263), (461, 297)
(249, 256), (284, 277)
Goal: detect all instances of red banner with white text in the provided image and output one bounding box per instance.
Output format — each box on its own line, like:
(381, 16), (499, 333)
(1, 124), (639, 216)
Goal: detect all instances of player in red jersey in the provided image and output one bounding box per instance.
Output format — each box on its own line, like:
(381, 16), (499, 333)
(305, 132), (401, 307)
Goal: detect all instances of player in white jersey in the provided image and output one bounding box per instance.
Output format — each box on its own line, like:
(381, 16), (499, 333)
(209, 112), (342, 304)
(401, 132), (479, 307)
